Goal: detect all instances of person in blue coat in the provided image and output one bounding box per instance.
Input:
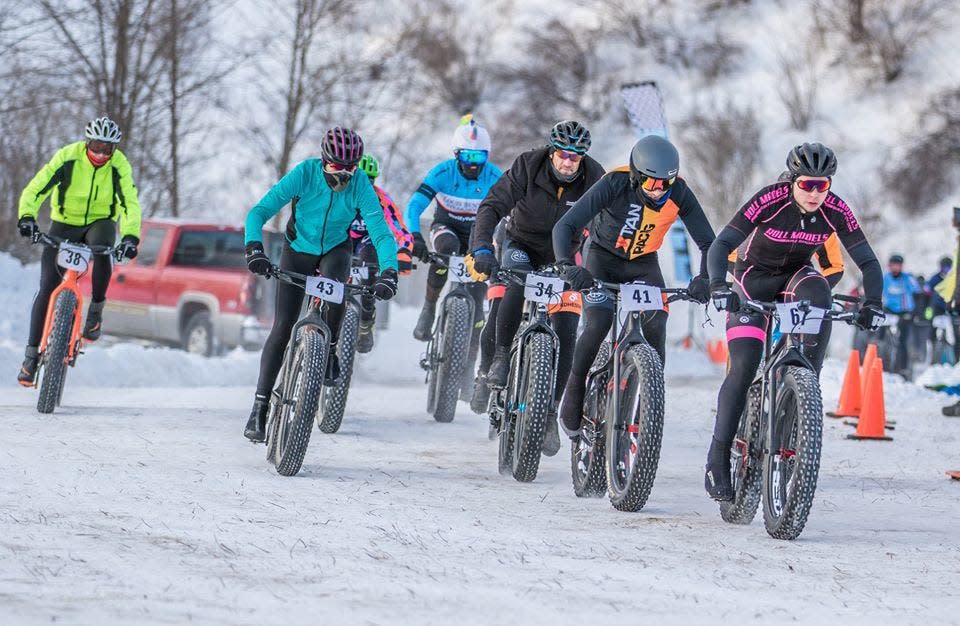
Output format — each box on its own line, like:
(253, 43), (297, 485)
(882, 254), (920, 375)
(406, 117), (503, 344)
(242, 127), (399, 443)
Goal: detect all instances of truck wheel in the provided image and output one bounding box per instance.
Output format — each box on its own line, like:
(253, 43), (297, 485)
(183, 311), (215, 357)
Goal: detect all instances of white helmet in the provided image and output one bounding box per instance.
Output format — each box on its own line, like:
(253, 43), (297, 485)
(85, 116), (122, 143)
(451, 116), (491, 153)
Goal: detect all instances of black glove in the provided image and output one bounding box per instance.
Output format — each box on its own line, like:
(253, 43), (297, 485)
(564, 264), (595, 291)
(374, 268), (398, 300)
(686, 274), (710, 304)
(119, 235), (139, 260)
(245, 241), (271, 276)
(18, 216), (37, 239)
(396, 249), (413, 275)
(856, 303), (885, 332)
(411, 232), (429, 262)
(711, 284), (740, 312)
(466, 248), (498, 280)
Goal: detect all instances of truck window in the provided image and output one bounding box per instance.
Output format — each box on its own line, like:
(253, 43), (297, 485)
(137, 228), (166, 267)
(171, 230), (247, 268)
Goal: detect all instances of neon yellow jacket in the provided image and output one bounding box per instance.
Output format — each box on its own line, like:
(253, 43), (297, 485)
(18, 141), (141, 239)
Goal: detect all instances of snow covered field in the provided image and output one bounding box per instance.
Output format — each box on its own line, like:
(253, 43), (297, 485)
(2, 299), (960, 625)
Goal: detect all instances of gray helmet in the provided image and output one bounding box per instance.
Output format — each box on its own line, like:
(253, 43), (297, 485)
(629, 135), (679, 184)
(786, 142), (837, 178)
(549, 120), (591, 154)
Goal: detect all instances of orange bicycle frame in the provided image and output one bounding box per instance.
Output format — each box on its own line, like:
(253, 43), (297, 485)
(38, 269), (84, 362)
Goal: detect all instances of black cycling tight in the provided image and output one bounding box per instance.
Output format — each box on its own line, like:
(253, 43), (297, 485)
(28, 219), (116, 347)
(256, 240), (352, 396)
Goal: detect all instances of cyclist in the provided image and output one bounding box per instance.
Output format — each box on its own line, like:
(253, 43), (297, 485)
(881, 254), (920, 375)
(406, 116), (502, 402)
(925, 256), (953, 317)
(466, 120), (604, 455)
(552, 135), (715, 438)
(351, 154), (414, 353)
(705, 142), (884, 501)
(243, 127), (399, 443)
(16, 116), (141, 386)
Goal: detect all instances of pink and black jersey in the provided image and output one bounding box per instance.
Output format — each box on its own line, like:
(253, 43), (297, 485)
(728, 182), (867, 276)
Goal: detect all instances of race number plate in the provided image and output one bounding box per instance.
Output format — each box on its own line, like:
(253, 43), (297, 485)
(524, 273), (564, 304)
(305, 276), (344, 304)
(56, 243), (92, 272)
(350, 266), (369, 282)
(620, 283), (663, 312)
(775, 303), (825, 334)
(448, 256), (474, 283)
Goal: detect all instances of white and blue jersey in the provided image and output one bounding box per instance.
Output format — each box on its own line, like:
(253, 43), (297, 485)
(882, 272), (919, 314)
(405, 159), (502, 233)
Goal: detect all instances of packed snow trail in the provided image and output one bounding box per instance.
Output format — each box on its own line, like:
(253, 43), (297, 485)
(2, 364), (959, 624)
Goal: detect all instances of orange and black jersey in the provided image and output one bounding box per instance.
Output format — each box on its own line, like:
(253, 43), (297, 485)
(552, 167), (716, 274)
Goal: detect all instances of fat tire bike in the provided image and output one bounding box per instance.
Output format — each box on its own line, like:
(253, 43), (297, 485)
(27, 232), (122, 414)
(487, 266), (567, 483)
(570, 282), (696, 511)
(264, 265), (375, 477)
(720, 293), (863, 540)
(420, 252), (480, 423)
(317, 259), (377, 434)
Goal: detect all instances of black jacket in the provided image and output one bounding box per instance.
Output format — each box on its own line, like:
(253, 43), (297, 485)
(553, 168), (716, 274)
(471, 146), (604, 262)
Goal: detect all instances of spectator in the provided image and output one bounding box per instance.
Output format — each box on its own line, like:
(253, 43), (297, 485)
(881, 254), (920, 375)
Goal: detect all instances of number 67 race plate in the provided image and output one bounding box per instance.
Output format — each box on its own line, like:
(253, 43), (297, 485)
(524, 273), (564, 303)
(305, 276), (344, 304)
(775, 302), (825, 334)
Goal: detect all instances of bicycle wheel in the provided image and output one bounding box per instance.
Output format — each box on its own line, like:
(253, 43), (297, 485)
(318, 302), (359, 434)
(431, 296), (470, 423)
(496, 385), (515, 476)
(761, 365), (823, 540)
(720, 382), (763, 524)
(605, 343), (664, 512)
(273, 329), (327, 477)
(37, 290), (77, 414)
(571, 341), (611, 498)
(510, 332), (554, 483)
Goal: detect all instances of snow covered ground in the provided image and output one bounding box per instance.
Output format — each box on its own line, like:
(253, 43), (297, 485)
(2, 300), (960, 624)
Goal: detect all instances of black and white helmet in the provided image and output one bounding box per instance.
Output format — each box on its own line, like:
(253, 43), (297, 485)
(549, 120), (592, 154)
(786, 142), (837, 178)
(84, 116), (122, 143)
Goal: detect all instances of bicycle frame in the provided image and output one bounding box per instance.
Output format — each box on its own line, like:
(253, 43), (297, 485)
(421, 253), (477, 375)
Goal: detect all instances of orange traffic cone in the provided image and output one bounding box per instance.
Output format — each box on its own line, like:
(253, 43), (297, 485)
(827, 349), (861, 418)
(707, 339), (728, 364)
(947, 471), (960, 480)
(847, 359), (892, 441)
(860, 343), (878, 398)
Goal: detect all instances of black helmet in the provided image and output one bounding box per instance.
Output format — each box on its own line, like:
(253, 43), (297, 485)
(549, 120), (592, 154)
(629, 135), (679, 184)
(888, 254), (904, 264)
(786, 142), (837, 178)
(940, 256), (953, 269)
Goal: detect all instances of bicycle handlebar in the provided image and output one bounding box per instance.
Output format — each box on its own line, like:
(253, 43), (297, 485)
(742, 294), (861, 324)
(268, 265), (375, 296)
(33, 232), (123, 261)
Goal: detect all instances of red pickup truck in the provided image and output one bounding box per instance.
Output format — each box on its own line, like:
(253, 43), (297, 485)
(82, 220), (277, 356)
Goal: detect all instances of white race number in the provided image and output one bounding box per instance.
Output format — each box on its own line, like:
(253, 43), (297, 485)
(305, 276), (345, 304)
(775, 302), (825, 334)
(620, 283), (663, 312)
(524, 273), (564, 304)
(448, 256), (474, 283)
(56, 243), (92, 272)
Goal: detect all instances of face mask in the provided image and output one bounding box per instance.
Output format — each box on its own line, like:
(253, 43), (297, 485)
(457, 161), (483, 180)
(86, 148), (111, 167)
(324, 170), (353, 192)
(549, 160), (582, 183)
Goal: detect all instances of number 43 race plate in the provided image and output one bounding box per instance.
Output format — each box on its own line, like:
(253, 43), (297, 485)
(305, 276), (345, 304)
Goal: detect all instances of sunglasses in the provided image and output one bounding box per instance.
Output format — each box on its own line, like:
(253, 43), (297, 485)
(555, 149), (584, 163)
(325, 161), (357, 173)
(87, 140), (116, 155)
(639, 174), (676, 192)
(795, 178), (831, 193)
(457, 149), (488, 165)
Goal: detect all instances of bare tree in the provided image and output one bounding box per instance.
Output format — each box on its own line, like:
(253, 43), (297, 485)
(776, 41), (822, 131)
(679, 101), (762, 223)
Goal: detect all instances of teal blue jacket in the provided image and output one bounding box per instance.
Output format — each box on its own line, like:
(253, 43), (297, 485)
(245, 159), (398, 271)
